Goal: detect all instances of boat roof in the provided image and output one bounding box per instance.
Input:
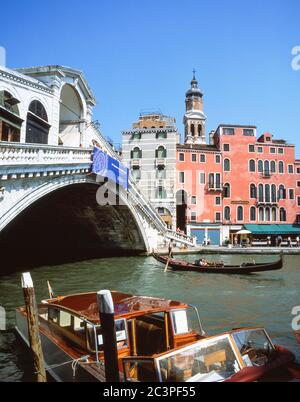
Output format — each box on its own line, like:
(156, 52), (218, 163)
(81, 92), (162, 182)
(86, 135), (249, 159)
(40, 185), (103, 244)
(44, 291), (188, 323)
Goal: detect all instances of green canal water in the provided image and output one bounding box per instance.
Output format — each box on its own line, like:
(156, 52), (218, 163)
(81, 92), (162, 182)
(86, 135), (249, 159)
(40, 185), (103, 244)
(0, 253), (299, 381)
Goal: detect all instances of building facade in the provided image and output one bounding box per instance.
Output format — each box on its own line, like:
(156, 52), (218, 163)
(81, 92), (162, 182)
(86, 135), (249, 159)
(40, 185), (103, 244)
(122, 112), (178, 229)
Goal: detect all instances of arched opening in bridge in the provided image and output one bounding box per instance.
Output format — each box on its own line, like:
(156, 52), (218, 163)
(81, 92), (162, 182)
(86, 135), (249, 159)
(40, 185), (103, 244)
(0, 90), (22, 142)
(26, 100), (50, 144)
(176, 190), (188, 233)
(0, 183), (147, 272)
(59, 84), (84, 147)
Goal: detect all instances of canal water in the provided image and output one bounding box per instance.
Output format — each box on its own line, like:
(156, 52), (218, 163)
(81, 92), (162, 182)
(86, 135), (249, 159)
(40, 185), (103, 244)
(0, 253), (299, 381)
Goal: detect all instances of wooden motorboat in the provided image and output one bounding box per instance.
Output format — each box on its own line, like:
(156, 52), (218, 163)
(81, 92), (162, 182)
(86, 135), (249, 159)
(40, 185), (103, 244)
(152, 253), (283, 274)
(15, 289), (300, 382)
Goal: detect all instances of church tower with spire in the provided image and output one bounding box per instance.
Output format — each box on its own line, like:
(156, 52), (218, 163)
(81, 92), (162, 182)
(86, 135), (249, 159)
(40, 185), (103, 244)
(184, 71), (206, 144)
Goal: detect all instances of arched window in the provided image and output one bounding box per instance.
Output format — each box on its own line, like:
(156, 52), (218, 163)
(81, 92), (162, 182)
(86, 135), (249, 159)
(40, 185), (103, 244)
(224, 206), (231, 221)
(250, 184), (257, 199)
(132, 166), (141, 181)
(249, 160), (256, 172)
(258, 184), (264, 203)
(272, 207), (277, 221)
(264, 160), (270, 175)
(26, 100), (50, 144)
(271, 161), (276, 173)
(156, 186), (167, 199)
(156, 166), (166, 179)
(278, 161), (284, 174)
(223, 183), (231, 198)
(198, 125), (202, 136)
(131, 147), (142, 159)
(265, 207), (271, 222)
(258, 160), (263, 173)
(0, 90), (22, 142)
(271, 184), (277, 203)
(191, 124), (195, 137)
(156, 146), (167, 158)
(250, 206), (256, 221)
(224, 158), (231, 172)
(280, 208), (286, 222)
(259, 207), (264, 222)
(265, 184), (270, 203)
(278, 185), (286, 200)
(237, 206), (244, 221)
(59, 84), (83, 146)
(132, 132), (141, 140)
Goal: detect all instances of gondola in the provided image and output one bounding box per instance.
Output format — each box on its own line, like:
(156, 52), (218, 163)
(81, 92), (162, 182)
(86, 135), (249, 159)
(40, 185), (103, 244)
(152, 252), (283, 274)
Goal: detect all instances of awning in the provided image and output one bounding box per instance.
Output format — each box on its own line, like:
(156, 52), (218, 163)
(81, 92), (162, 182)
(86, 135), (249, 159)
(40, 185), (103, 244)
(244, 224), (300, 235)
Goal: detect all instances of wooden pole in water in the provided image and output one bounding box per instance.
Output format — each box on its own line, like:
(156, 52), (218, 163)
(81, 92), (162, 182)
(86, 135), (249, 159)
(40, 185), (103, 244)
(21, 273), (46, 383)
(97, 290), (120, 382)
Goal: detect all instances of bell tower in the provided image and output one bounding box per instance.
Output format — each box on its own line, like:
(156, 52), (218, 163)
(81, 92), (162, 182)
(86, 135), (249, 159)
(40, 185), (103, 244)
(184, 70), (206, 144)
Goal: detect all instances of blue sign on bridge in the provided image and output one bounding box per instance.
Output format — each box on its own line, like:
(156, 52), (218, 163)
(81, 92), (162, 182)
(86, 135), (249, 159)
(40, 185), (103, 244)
(92, 147), (129, 190)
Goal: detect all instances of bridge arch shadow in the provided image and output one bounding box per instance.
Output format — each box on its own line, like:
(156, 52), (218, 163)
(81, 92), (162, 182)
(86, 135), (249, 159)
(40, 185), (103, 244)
(0, 182), (147, 273)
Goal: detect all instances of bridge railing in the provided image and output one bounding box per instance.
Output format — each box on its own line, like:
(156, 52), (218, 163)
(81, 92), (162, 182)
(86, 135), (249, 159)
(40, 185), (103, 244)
(0, 142), (92, 165)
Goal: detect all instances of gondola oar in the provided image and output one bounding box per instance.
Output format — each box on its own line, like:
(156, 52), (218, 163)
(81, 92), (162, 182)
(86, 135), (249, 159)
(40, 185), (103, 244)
(164, 241), (173, 273)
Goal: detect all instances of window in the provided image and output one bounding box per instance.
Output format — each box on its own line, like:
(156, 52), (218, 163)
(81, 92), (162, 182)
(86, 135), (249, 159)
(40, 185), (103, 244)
(297, 181), (300, 188)
(297, 168), (300, 174)
(156, 186), (167, 199)
(131, 147), (142, 159)
(208, 173), (215, 189)
(191, 196), (197, 205)
(249, 160), (256, 172)
(237, 206), (244, 221)
(156, 131), (167, 139)
(250, 207), (256, 221)
(244, 129), (254, 136)
(258, 160), (263, 173)
(272, 207), (277, 221)
(298, 197), (300, 207)
(270, 147), (276, 154)
(223, 128), (235, 135)
(224, 158), (231, 171)
(216, 173), (221, 189)
(280, 208), (287, 222)
(215, 154), (221, 164)
(223, 144), (230, 152)
(0, 90), (22, 142)
(215, 212), (221, 222)
(271, 184), (277, 203)
(259, 207), (264, 222)
(191, 153), (197, 162)
(179, 172), (185, 184)
(250, 184), (257, 199)
(289, 189), (295, 200)
(26, 100), (49, 144)
(132, 166), (141, 181)
(132, 132), (141, 140)
(224, 206), (230, 221)
(156, 146), (167, 158)
(216, 196), (221, 206)
(249, 145), (255, 152)
(278, 185), (286, 200)
(179, 153), (185, 162)
(156, 166), (166, 179)
(257, 147), (263, 153)
(199, 172), (206, 184)
(288, 165), (294, 174)
(270, 161), (276, 173)
(278, 161), (284, 174)
(223, 183), (231, 198)
(200, 154), (206, 163)
(278, 148), (284, 155)
(265, 207), (271, 222)
(258, 184), (264, 203)
(264, 160), (270, 176)
(191, 212), (197, 222)
(265, 184), (270, 203)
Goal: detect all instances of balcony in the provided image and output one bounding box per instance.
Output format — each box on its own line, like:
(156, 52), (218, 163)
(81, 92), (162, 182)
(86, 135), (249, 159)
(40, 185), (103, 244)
(131, 159), (141, 167)
(155, 158), (166, 167)
(260, 171), (272, 179)
(207, 184), (223, 192)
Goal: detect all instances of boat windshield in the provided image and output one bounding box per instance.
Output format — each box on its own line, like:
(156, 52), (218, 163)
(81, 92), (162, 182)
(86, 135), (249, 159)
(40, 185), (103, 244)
(232, 329), (275, 367)
(156, 335), (241, 382)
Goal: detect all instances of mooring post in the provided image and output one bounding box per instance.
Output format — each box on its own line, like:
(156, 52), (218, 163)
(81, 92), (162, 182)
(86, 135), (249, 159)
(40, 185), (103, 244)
(21, 273), (46, 382)
(97, 290), (120, 382)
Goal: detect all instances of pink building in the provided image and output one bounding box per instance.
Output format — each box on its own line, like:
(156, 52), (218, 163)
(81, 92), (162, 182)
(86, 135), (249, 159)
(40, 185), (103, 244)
(176, 75), (300, 245)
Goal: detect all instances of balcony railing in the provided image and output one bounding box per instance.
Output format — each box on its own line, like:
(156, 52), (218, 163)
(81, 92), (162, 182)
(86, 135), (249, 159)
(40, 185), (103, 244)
(155, 158), (166, 167)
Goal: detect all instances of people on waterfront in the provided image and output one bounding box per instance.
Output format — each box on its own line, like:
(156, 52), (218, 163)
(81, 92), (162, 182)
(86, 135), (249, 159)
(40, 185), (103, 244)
(288, 236), (292, 248)
(267, 236), (271, 247)
(296, 236), (300, 247)
(278, 236), (283, 247)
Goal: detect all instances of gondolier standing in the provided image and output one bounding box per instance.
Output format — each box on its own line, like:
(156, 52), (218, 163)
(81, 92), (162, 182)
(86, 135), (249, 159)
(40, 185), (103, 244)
(168, 240), (174, 258)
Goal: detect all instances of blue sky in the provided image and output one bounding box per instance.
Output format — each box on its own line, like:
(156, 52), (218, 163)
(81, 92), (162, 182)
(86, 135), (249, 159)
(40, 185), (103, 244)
(1, 0), (300, 153)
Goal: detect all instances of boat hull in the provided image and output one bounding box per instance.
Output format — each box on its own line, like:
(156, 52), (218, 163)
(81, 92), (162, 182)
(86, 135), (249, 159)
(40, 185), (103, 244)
(152, 253), (283, 274)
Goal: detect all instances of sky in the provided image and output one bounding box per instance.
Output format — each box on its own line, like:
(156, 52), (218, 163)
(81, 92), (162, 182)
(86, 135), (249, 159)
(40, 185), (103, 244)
(0, 0), (300, 153)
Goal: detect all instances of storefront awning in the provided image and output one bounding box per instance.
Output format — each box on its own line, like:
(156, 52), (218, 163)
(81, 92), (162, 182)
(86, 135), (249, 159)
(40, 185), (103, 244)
(244, 224), (300, 235)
